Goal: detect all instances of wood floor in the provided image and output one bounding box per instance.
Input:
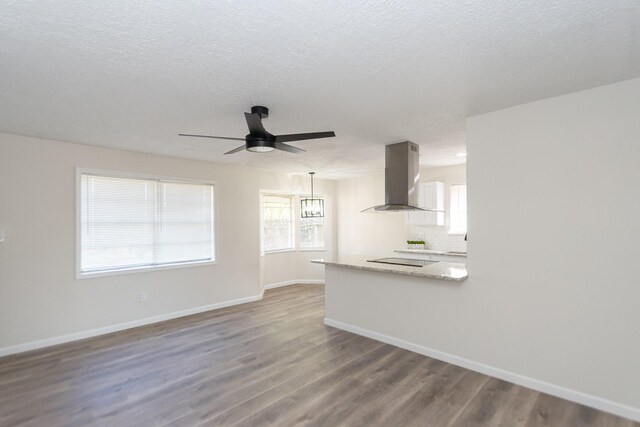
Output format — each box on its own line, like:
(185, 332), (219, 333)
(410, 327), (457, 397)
(0, 284), (637, 427)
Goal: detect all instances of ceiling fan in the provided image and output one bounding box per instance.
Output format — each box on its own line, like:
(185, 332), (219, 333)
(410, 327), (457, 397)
(179, 106), (336, 155)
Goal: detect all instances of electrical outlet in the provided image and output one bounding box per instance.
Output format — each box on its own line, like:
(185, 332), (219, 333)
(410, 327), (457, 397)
(139, 291), (148, 302)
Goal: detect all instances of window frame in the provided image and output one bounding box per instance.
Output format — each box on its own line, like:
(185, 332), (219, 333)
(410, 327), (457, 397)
(76, 168), (217, 279)
(448, 183), (467, 235)
(260, 191), (328, 255)
(260, 192), (296, 254)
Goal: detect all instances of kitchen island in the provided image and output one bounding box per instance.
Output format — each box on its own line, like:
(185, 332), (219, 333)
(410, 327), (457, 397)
(312, 255), (469, 376)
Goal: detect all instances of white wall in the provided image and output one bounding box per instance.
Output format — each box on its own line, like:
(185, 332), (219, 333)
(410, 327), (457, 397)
(0, 133), (333, 351)
(466, 77), (640, 411)
(336, 164), (467, 256)
(336, 172), (407, 257)
(261, 251), (327, 286)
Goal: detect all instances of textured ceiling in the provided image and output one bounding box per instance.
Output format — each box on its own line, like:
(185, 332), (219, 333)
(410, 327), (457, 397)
(1, 1), (639, 178)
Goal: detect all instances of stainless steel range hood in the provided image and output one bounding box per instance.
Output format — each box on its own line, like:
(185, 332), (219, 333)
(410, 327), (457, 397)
(362, 141), (442, 213)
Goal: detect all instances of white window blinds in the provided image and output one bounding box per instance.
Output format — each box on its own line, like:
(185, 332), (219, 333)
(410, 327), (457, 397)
(262, 194), (294, 252)
(80, 173), (214, 274)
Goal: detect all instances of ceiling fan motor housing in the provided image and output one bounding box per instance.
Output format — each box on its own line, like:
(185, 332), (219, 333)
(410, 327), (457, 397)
(251, 105), (269, 119)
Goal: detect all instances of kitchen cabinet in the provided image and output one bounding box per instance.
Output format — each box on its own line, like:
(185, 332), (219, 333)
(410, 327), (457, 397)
(406, 181), (444, 225)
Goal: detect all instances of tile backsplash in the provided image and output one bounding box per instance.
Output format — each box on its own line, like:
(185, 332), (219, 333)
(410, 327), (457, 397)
(409, 226), (467, 253)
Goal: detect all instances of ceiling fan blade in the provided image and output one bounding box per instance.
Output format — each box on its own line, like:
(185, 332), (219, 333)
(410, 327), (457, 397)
(179, 133), (245, 141)
(275, 142), (306, 154)
(224, 145), (246, 155)
(274, 131), (335, 143)
(244, 112), (267, 134)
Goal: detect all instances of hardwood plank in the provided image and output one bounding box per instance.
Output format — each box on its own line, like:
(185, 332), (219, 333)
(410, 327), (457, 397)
(99, 332), (373, 425)
(218, 344), (402, 426)
(197, 338), (389, 425)
(372, 364), (489, 427)
(285, 348), (441, 426)
(449, 377), (539, 427)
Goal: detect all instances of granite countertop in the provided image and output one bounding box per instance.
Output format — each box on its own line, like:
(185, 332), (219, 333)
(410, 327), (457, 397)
(312, 256), (468, 282)
(394, 249), (467, 257)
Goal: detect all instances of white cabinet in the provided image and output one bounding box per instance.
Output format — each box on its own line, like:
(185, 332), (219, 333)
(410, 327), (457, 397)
(406, 181), (444, 225)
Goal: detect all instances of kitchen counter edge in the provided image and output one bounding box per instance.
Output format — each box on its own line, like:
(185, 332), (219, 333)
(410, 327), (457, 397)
(311, 257), (468, 282)
(394, 249), (467, 257)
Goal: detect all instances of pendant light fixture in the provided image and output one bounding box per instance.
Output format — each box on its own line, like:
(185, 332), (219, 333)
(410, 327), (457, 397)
(301, 172), (324, 218)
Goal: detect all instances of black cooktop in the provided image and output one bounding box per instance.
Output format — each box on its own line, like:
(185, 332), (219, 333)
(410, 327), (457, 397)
(367, 257), (437, 267)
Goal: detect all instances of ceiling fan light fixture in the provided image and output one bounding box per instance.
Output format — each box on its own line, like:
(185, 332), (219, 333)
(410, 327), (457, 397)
(247, 145), (275, 153)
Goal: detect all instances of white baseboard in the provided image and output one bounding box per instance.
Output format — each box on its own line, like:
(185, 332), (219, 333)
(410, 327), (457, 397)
(0, 294), (262, 358)
(263, 279), (324, 290)
(0, 281), (327, 358)
(324, 317), (640, 423)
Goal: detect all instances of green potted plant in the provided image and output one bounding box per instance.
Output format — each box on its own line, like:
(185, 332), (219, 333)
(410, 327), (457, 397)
(407, 240), (426, 250)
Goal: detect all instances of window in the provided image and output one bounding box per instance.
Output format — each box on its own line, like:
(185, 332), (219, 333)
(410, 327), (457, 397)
(79, 172), (215, 275)
(300, 212), (325, 250)
(262, 194), (294, 252)
(449, 184), (467, 234)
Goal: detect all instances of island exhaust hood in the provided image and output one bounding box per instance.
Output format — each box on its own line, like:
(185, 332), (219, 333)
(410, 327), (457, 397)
(362, 141), (443, 213)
